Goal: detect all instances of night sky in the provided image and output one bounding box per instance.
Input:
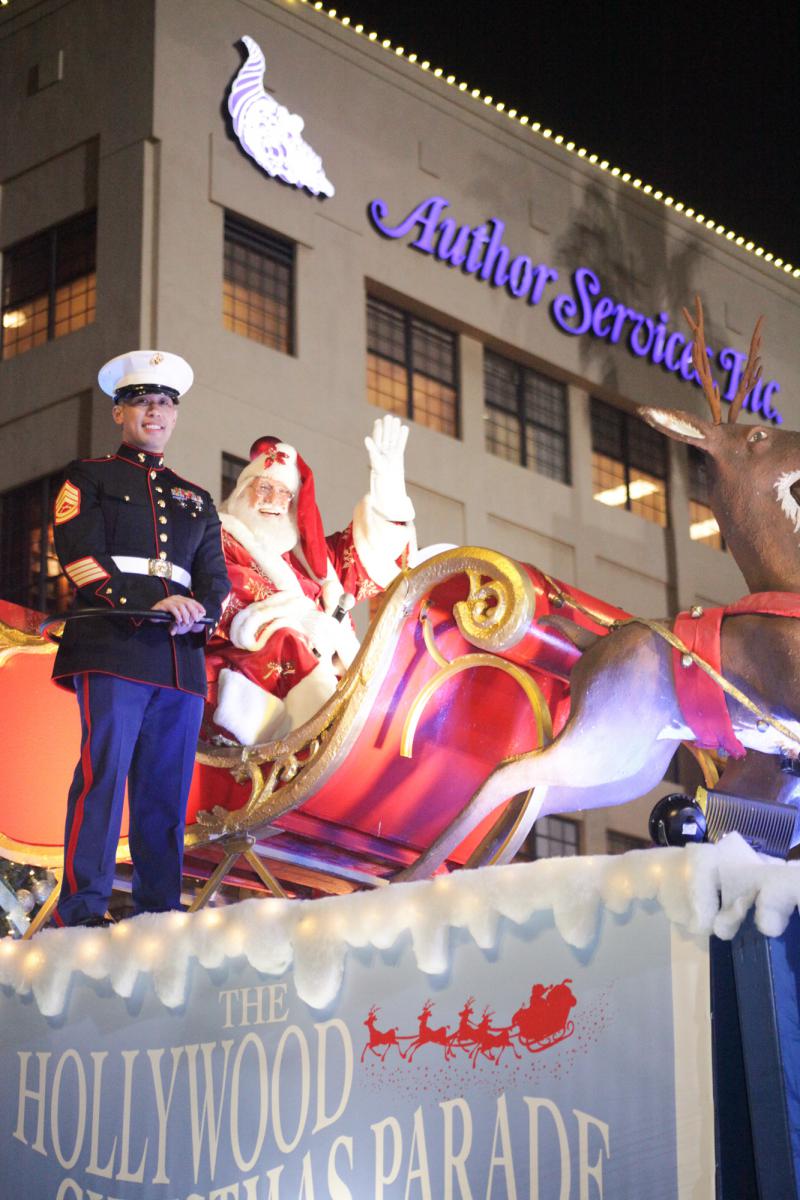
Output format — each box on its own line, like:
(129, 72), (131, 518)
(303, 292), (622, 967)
(330, 1), (800, 270)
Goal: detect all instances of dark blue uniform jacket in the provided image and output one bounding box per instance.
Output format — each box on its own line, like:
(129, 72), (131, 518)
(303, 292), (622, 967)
(52, 443), (230, 696)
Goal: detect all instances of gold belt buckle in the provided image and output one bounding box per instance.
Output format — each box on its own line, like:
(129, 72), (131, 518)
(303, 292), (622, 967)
(148, 557), (173, 580)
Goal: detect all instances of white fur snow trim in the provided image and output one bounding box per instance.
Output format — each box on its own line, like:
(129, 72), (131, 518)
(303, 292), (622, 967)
(7, 837), (800, 1018)
(213, 668), (289, 745)
(220, 513), (303, 595)
(283, 662), (339, 730)
(352, 495), (415, 589)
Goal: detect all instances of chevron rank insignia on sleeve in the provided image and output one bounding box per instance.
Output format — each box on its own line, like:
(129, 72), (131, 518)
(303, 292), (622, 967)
(54, 480), (81, 525)
(65, 557), (109, 587)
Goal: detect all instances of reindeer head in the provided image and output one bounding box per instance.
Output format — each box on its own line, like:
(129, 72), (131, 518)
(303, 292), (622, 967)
(639, 298), (800, 593)
(365, 1005), (378, 1023)
(459, 996), (475, 1017)
(418, 1000), (433, 1021)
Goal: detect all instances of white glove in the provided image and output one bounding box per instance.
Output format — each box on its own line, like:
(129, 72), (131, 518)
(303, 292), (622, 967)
(230, 593), (315, 651)
(299, 608), (342, 662)
(365, 414), (415, 523)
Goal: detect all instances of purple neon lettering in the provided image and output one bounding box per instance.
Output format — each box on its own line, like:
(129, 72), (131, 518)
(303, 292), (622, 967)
(479, 220), (511, 286)
(435, 219), (471, 267)
(663, 331), (686, 372)
(508, 255), (534, 297)
(678, 341), (700, 383)
(367, 196), (450, 252)
(650, 313), (670, 364)
(761, 380), (782, 423)
(608, 305), (637, 345)
(464, 224), (491, 273)
(551, 268), (599, 336)
(529, 265), (558, 306)
(628, 316), (655, 358)
(718, 347), (748, 402)
(591, 296), (616, 337)
(367, 196), (783, 423)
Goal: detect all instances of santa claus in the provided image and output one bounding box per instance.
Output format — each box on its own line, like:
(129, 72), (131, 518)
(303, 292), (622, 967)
(206, 414), (415, 744)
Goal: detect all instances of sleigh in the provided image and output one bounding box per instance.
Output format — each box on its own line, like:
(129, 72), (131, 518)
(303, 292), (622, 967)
(0, 548), (628, 924)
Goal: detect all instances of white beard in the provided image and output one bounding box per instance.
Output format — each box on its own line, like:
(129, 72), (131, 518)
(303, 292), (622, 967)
(223, 489), (298, 558)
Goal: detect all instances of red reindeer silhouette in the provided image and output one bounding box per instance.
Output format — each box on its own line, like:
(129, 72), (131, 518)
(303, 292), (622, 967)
(361, 1005), (408, 1062)
(449, 995), (480, 1053)
(513, 979), (576, 1051)
(405, 1000), (456, 1062)
(468, 1005), (522, 1068)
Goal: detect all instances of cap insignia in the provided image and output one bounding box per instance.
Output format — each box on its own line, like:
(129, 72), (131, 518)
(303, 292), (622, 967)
(150, 352), (164, 366)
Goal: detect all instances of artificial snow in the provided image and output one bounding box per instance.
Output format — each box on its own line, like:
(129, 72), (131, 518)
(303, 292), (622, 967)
(1, 835), (799, 1018)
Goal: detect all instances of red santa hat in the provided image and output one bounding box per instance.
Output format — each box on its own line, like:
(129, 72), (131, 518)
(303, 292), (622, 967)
(247, 435), (328, 579)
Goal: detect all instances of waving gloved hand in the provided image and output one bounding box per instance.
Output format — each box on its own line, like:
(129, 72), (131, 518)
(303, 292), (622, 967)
(365, 414), (415, 523)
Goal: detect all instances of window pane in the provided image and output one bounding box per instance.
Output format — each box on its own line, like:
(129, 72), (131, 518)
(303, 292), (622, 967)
(367, 298), (406, 364)
(366, 297), (459, 436)
(592, 451), (627, 506)
(689, 499), (723, 548)
(531, 815), (579, 858)
(221, 453), (248, 502)
(484, 352), (519, 415)
(1, 293), (49, 360)
(628, 419), (667, 479)
(55, 211), (96, 288)
(590, 398), (624, 460)
(223, 215), (293, 353)
(523, 371), (567, 433)
(485, 407), (521, 463)
(1, 212), (96, 361)
(367, 351), (408, 416)
(526, 424), (568, 482)
(412, 372), (457, 435)
(628, 469), (668, 526)
(411, 319), (456, 386)
(607, 830), (649, 854)
(53, 271), (96, 340)
(2, 230), (50, 307)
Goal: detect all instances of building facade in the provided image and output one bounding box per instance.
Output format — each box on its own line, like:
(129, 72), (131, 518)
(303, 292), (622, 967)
(2, 0), (799, 855)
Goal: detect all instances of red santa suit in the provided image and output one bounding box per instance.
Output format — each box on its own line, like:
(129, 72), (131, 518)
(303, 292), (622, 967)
(206, 420), (415, 744)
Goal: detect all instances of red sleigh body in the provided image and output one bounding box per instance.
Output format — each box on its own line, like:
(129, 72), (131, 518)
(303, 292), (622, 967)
(0, 548), (627, 892)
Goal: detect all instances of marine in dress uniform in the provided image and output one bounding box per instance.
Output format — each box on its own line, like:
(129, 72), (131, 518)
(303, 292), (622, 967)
(52, 350), (230, 926)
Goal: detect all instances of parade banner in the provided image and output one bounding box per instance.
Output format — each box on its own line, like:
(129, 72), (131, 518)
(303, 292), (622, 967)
(0, 863), (715, 1200)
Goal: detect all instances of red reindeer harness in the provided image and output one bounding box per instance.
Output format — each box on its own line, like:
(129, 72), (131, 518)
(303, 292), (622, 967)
(672, 592), (800, 758)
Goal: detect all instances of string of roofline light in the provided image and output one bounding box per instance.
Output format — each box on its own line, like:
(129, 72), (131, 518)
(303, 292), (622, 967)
(301, 0), (799, 283)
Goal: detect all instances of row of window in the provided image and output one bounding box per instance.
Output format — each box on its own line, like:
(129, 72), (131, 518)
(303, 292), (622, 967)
(1, 209), (722, 567)
(517, 814), (648, 859)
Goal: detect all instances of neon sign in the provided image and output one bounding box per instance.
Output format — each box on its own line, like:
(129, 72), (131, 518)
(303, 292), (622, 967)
(368, 196), (783, 423)
(228, 36), (335, 198)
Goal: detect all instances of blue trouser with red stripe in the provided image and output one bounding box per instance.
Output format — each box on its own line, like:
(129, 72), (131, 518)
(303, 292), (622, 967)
(56, 673), (204, 926)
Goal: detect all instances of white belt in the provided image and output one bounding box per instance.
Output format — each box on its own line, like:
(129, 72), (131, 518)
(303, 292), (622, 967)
(112, 556), (192, 588)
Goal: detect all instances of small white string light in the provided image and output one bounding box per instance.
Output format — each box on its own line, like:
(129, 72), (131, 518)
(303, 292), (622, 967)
(296, 0), (795, 281)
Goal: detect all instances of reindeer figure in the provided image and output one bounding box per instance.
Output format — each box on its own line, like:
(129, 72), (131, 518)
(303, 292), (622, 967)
(468, 1006), (522, 1068)
(402, 298), (800, 878)
(361, 1005), (408, 1063)
(405, 1000), (456, 1062)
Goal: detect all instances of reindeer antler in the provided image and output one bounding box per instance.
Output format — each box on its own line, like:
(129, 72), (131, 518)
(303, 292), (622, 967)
(728, 315), (764, 424)
(682, 296), (722, 425)
(683, 296), (765, 425)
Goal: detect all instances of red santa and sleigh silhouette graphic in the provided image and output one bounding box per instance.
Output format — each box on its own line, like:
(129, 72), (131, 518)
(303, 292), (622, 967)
(361, 981), (577, 1068)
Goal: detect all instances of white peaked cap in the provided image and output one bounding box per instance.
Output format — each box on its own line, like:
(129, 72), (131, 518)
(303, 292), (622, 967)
(98, 350), (194, 398)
